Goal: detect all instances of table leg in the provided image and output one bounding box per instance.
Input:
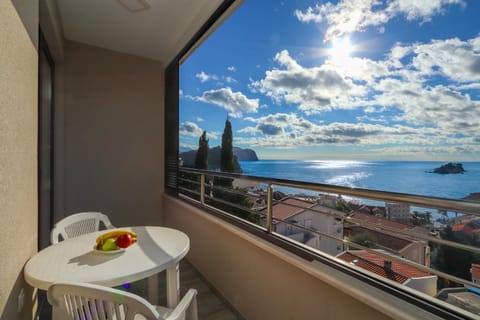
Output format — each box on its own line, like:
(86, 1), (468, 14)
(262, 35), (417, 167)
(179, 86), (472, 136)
(166, 263), (180, 308)
(147, 274), (159, 304)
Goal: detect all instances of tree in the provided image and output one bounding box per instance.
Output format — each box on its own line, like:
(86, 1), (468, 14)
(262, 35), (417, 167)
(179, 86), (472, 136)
(221, 117), (234, 173)
(209, 117), (257, 223)
(216, 117), (235, 188)
(434, 225), (474, 288)
(194, 131), (208, 170)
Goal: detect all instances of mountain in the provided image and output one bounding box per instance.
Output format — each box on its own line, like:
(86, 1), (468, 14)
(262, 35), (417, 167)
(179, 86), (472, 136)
(179, 146), (258, 172)
(233, 147), (258, 161)
(179, 147), (192, 153)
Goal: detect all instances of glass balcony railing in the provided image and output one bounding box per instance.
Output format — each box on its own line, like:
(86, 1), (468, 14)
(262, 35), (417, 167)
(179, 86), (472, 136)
(178, 167), (480, 317)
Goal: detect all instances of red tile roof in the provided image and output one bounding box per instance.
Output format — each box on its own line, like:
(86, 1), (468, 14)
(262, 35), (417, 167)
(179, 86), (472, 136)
(452, 218), (480, 236)
(338, 251), (430, 284)
(472, 264), (480, 279)
(350, 213), (413, 230)
(347, 225), (413, 251)
(263, 197), (314, 224)
(452, 223), (467, 232)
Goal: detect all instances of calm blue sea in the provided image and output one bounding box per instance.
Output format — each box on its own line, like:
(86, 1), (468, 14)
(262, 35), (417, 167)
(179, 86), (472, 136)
(239, 160), (480, 201)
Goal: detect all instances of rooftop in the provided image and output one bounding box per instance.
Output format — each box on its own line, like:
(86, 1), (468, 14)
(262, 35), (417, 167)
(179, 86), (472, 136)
(346, 225), (415, 251)
(263, 197), (315, 224)
(350, 212), (414, 231)
(472, 264), (480, 279)
(337, 251), (431, 284)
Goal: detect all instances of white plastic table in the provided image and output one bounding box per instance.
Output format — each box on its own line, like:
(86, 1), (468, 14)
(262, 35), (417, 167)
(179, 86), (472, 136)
(24, 226), (189, 311)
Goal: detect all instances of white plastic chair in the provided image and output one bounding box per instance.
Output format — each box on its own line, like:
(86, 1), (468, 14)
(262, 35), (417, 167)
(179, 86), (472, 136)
(50, 211), (115, 244)
(47, 282), (198, 320)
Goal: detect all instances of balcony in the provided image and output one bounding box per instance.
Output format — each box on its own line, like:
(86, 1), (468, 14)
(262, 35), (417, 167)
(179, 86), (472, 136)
(2, 0), (479, 319)
(170, 168), (480, 319)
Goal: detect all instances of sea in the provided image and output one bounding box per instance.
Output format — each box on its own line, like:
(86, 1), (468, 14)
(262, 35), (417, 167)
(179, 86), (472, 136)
(239, 160), (480, 210)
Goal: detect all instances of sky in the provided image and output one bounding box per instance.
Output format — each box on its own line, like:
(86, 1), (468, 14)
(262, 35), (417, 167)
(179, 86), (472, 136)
(179, 0), (480, 161)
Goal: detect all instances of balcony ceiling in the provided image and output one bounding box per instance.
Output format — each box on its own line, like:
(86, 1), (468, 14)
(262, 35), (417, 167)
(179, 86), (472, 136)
(55, 0), (225, 64)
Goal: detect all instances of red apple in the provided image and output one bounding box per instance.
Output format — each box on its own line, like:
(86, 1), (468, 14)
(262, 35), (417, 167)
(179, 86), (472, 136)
(116, 233), (133, 248)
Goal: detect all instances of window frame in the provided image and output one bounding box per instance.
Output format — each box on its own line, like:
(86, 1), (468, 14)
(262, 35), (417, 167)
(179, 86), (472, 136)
(164, 2), (477, 319)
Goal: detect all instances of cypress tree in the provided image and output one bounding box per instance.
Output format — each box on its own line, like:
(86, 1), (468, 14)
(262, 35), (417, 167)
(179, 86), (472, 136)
(210, 117), (257, 224)
(194, 131), (209, 170)
(220, 117), (234, 172)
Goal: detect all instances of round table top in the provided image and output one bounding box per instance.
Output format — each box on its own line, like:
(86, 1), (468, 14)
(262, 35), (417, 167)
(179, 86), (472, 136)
(24, 226), (189, 290)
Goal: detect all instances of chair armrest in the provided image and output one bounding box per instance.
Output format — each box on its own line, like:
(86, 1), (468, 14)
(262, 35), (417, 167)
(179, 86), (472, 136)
(165, 289), (198, 320)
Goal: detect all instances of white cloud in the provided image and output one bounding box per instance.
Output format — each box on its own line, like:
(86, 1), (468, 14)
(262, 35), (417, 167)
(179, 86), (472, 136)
(250, 35), (480, 138)
(196, 87), (259, 117)
(250, 50), (365, 114)
(179, 121), (204, 138)
(228, 66), (237, 72)
(295, 0), (464, 41)
(196, 117), (204, 122)
(179, 121), (218, 139)
(411, 37), (480, 83)
(239, 112), (446, 148)
(196, 71), (218, 83)
(224, 76), (237, 83)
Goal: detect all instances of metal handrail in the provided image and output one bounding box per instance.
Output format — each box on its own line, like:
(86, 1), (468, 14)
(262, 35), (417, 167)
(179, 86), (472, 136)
(180, 167), (480, 215)
(178, 167), (480, 289)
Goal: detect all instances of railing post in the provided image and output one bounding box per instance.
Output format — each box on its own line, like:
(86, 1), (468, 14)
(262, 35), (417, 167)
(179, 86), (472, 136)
(200, 174), (205, 205)
(266, 183), (273, 233)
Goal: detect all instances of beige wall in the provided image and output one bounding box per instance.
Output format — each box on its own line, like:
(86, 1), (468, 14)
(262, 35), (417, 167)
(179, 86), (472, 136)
(0, 1), (39, 319)
(63, 41), (165, 227)
(164, 196), (394, 320)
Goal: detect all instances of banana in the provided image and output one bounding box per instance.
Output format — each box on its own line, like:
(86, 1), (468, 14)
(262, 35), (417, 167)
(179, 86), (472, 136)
(96, 230), (137, 244)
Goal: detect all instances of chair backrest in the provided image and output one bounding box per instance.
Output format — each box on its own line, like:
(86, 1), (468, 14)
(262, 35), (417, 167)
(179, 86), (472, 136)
(47, 282), (199, 320)
(47, 282), (160, 320)
(50, 211), (115, 244)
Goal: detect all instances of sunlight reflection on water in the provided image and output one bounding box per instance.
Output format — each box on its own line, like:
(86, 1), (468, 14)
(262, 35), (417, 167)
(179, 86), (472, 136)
(306, 160), (370, 169)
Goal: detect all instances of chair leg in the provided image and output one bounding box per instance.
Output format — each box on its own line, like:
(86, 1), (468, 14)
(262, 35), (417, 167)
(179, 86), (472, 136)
(147, 274), (160, 305)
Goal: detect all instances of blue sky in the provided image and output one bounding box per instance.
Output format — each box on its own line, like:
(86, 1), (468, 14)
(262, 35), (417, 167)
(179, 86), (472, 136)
(179, 0), (480, 161)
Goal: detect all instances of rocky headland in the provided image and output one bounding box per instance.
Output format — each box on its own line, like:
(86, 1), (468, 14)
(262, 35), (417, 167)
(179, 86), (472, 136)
(179, 146), (258, 172)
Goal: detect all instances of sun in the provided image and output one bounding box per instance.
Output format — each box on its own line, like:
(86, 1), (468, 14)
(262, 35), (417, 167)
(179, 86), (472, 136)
(328, 36), (354, 64)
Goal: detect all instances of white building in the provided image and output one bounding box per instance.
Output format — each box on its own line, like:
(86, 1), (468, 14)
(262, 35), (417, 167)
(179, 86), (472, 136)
(263, 198), (344, 256)
(386, 202), (411, 224)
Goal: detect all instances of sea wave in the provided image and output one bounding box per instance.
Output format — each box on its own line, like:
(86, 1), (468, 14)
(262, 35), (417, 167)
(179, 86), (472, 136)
(324, 172), (371, 188)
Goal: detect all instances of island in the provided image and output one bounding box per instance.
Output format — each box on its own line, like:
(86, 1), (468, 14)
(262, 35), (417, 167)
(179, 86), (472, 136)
(433, 162), (465, 174)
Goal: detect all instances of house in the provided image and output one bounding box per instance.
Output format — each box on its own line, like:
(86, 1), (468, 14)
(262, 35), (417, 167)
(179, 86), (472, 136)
(472, 264), (480, 284)
(345, 225), (431, 266)
(349, 212), (414, 231)
(261, 197), (344, 256)
(452, 218), (480, 241)
(2, 0), (479, 319)
(337, 251), (437, 296)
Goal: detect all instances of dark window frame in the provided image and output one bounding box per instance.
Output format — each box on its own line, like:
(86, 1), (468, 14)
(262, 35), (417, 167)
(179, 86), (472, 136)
(164, 2), (475, 319)
(38, 29), (55, 251)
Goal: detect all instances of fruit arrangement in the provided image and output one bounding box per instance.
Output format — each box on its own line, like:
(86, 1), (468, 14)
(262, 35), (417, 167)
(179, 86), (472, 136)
(95, 230), (137, 251)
